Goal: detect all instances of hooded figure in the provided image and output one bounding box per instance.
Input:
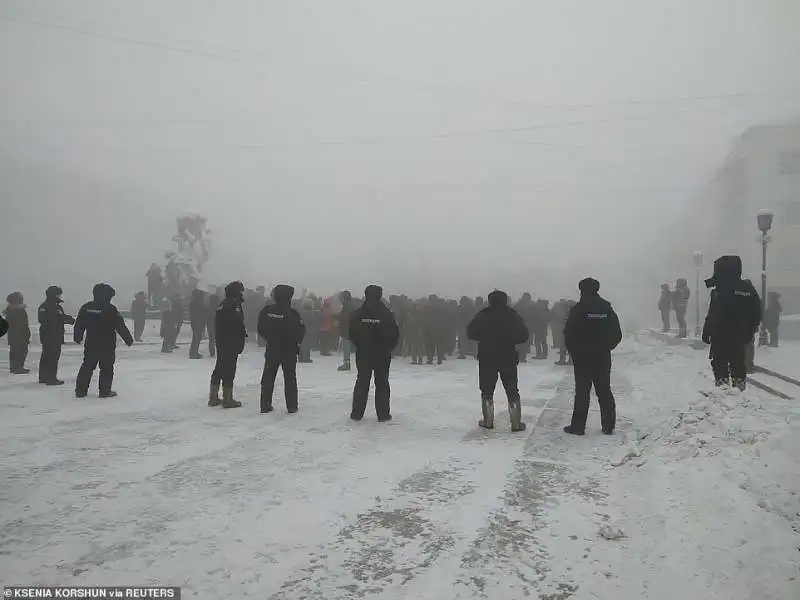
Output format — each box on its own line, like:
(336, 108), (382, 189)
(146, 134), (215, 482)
(208, 281), (247, 408)
(257, 284), (306, 414)
(701, 255), (761, 389)
(658, 283), (672, 333)
(563, 278), (622, 436)
(335, 290), (355, 371)
(348, 285), (400, 422)
(37, 285), (76, 385)
(466, 290), (529, 431)
(188, 288), (206, 359)
(4, 292), (31, 374)
(130, 291), (148, 342)
(673, 278), (691, 338)
(74, 283), (134, 398)
(764, 291), (782, 347)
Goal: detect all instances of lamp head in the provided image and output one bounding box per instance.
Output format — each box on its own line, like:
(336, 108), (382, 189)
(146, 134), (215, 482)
(757, 210), (774, 233)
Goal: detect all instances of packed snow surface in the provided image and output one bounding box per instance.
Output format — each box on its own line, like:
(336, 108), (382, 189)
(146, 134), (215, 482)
(1, 325), (798, 599)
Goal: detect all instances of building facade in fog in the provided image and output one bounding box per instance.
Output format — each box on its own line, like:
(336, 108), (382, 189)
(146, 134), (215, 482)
(695, 124), (800, 313)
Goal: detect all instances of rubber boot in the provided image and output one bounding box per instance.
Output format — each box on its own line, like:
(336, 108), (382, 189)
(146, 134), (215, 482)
(208, 382), (221, 407)
(509, 399), (526, 432)
(221, 386), (241, 408)
(478, 396), (494, 429)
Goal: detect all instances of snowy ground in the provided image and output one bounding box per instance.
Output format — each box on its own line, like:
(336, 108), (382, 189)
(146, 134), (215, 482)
(1, 323), (798, 599)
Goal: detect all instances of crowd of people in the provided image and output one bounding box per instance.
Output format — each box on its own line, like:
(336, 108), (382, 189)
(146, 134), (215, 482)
(1, 252), (769, 437)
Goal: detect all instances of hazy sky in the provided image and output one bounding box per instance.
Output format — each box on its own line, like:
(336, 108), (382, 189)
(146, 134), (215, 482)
(2, 0), (799, 315)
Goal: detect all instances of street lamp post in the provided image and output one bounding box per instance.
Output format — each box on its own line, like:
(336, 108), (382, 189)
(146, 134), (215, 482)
(693, 251), (703, 337)
(757, 210), (774, 347)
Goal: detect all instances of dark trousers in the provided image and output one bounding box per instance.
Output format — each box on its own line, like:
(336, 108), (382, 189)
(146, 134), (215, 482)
(352, 354), (391, 419)
(161, 324), (178, 352)
(39, 343), (62, 382)
(534, 332), (548, 358)
(570, 353), (616, 433)
(261, 354), (298, 412)
(133, 318), (145, 341)
(76, 346), (116, 395)
(208, 330), (216, 357)
(318, 331), (333, 355)
(710, 341), (746, 383)
(478, 358), (520, 403)
(189, 325), (204, 357)
(210, 351), (238, 387)
(675, 308), (687, 337)
(660, 310), (670, 332)
(9, 343), (29, 372)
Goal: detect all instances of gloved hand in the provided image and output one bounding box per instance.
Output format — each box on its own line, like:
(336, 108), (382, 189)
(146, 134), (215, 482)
(74, 337), (82, 345)
(126, 340), (133, 347)
(702, 332), (711, 344)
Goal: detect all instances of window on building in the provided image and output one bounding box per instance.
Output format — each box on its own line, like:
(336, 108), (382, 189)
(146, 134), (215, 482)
(779, 150), (800, 175)
(787, 202), (800, 225)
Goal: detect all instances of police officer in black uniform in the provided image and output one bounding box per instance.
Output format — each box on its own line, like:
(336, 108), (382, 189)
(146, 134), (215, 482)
(466, 290), (529, 431)
(208, 281), (247, 409)
(258, 284), (306, 414)
(349, 285), (400, 422)
(74, 283), (134, 398)
(563, 277), (622, 436)
(701, 255), (761, 390)
(38, 285), (75, 385)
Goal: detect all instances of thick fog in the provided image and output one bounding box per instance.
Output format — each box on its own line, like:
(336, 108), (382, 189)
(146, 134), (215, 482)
(2, 0), (799, 321)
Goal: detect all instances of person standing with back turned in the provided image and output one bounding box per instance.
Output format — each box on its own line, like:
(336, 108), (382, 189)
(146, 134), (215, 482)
(563, 278), (622, 436)
(258, 285), (306, 414)
(701, 255), (761, 390)
(348, 285), (400, 422)
(74, 283), (134, 398)
(208, 281), (247, 408)
(466, 290), (529, 432)
(38, 285), (75, 385)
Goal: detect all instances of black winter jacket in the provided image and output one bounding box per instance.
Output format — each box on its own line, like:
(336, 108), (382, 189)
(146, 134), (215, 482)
(702, 280), (761, 344)
(214, 297), (247, 353)
(38, 299), (75, 346)
(564, 295), (622, 357)
(257, 285), (305, 358)
(74, 299), (133, 349)
(349, 300), (400, 359)
(466, 292), (529, 361)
